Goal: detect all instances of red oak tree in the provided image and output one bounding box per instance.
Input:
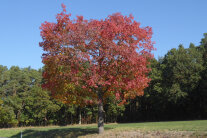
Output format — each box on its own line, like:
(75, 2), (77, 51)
(40, 4), (154, 134)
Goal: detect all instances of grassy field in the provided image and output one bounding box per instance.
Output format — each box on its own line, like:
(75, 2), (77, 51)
(0, 120), (207, 138)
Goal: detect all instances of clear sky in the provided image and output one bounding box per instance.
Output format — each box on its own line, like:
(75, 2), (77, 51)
(0, 0), (207, 69)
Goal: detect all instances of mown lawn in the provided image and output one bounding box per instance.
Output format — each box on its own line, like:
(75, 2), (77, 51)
(0, 120), (207, 138)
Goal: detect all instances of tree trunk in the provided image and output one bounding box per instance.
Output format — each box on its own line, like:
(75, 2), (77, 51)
(98, 92), (104, 134)
(79, 107), (82, 125)
(70, 113), (73, 124)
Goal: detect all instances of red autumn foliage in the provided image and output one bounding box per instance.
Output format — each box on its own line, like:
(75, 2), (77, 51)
(39, 5), (154, 105)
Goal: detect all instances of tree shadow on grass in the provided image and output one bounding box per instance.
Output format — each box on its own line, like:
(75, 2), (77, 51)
(10, 127), (113, 138)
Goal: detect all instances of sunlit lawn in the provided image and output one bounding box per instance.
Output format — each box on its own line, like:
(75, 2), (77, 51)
(0, 120), (207, 138)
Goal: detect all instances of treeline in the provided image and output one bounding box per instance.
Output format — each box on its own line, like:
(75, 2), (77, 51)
(122, 33), (207, 122)
(0, 66), (124, 127)
(0, 34), (207, 128)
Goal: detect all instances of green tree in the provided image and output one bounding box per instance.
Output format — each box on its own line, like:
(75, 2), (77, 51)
(23, 85), (60, 125)
(196, 33), (207, 118)
(0, 104), (18, 127)
(105, 95), (125, 123)
(161, 44), (203, 119)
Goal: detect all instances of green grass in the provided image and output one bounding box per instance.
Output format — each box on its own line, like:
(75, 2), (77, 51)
(110, 120), (207, 131)
(0, 120), (207, 138)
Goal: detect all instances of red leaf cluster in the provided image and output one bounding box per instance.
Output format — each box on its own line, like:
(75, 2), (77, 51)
(40, 4), (155, 105)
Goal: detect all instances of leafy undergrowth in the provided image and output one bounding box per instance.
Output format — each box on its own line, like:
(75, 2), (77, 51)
(0, 120), (207, 138)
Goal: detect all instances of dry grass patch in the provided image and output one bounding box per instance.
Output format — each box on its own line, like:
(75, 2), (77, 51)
(79, 130), (206, 138)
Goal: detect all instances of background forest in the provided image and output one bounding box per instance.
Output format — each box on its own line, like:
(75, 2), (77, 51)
(0, 34), (207, 128)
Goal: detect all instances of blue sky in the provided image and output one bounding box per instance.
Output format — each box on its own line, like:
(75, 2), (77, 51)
(0, 0), (206, 69)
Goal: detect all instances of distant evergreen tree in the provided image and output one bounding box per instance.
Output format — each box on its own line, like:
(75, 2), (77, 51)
(197, 33), (207, 118)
